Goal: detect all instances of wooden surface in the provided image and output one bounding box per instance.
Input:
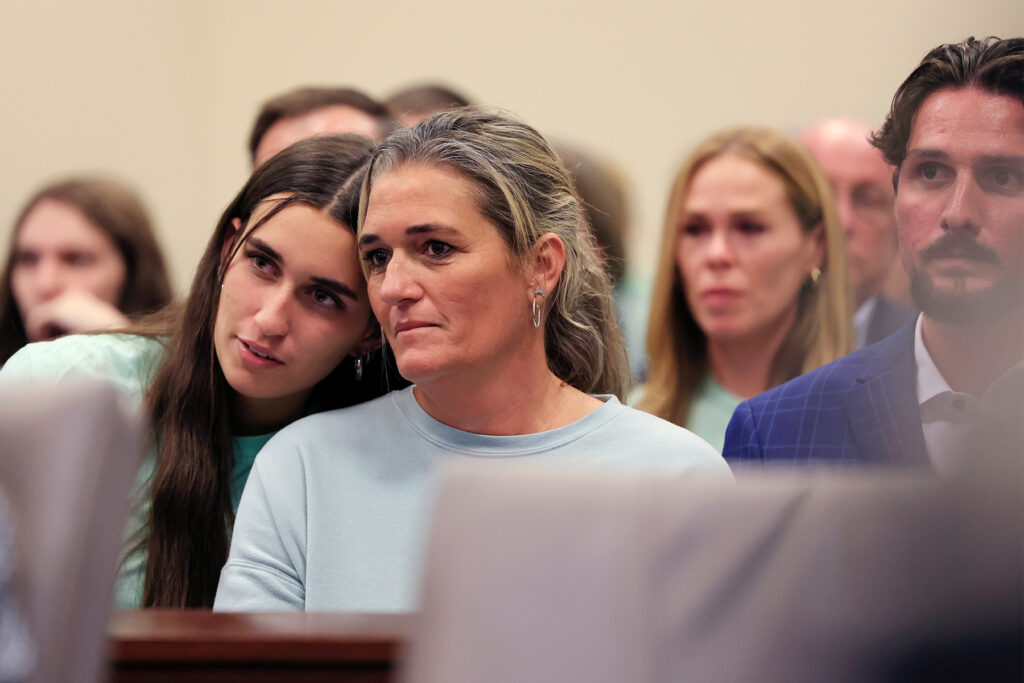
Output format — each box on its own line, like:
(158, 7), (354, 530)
(107, 610), (411, 682)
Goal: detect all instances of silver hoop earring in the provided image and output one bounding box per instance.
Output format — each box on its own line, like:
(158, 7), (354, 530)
(354, 356), (364, 382)
(532, 287), (547, 328)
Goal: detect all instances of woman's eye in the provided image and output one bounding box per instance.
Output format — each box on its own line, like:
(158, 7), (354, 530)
(65, 252), (96, 267)
(424, 240), (453, 258)
(680, 223), (706, 237)
(246, 251), (276, 275)
(12, 252), (37, 267)
(361, 249), (390, 270)
(311, 288), (341, 310)
(737, 221), (765, 235)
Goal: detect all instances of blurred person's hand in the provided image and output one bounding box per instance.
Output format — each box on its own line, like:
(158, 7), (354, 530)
(23, 288), (130, 341)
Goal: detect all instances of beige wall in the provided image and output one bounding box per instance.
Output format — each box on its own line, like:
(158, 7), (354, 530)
(2, 0), (1021, 292)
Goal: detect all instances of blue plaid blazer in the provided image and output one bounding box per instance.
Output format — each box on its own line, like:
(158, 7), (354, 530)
(723, 320), (930, 466)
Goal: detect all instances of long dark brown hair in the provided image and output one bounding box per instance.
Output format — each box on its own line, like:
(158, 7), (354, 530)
(138, 135), (394, 607)
(0, 176), (173, 365)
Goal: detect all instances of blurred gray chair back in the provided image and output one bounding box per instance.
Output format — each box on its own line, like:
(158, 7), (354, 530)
(0, 381), (143, 683)
(407, 460), (1022, 683)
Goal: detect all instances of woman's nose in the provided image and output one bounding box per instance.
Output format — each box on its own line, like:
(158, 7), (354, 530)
(34, 258), (67, 300)
(253, 286), (291, 337)
(375, 253), (422, 306)
(704, 229), (735, 268)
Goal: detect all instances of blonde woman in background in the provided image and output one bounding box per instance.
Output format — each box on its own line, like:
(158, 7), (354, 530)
(637, 127), (853, 452)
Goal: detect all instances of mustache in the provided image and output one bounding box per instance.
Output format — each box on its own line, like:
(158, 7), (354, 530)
(920, 232), (999, 265)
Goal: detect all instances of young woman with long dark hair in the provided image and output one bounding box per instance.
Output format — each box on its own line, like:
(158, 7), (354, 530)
(1, 135), (395, 607)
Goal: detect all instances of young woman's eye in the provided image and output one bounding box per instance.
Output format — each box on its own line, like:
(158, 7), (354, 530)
(12, 251), (37, 267)
(64, 252), (96, 267)
(311, 288), (342, 310)
(246, 250), (275, 275)
(424, 240), (453, 258)
(978, 165), (1024, 196)
(361, 248), (390, 271)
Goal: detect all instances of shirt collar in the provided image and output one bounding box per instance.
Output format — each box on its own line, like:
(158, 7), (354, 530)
(914, 314), (954, 406)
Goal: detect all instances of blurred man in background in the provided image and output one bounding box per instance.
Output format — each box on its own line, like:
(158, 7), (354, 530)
(801, 118), (915, 348)
(249, 86), (393, 167)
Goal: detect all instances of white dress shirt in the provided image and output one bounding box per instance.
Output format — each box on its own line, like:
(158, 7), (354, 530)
(915, 315), (1024, 473)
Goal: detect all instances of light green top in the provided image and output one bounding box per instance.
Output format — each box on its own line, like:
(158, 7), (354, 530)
(685, 375), (743, 454)
(630, 374), (741, 455)
(0, 333), (274, 607)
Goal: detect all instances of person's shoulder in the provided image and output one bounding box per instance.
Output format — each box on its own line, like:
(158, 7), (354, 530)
(301, 389), (402, 433)
(256, 389), (404, 463)
(748, 321), (915, 414)
(603, 402), (731, 475)
(746, 345), (877, 414)
(1, 333), (163, 386)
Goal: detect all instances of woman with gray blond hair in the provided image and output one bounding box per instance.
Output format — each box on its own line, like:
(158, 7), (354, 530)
(214, 107), (729, 613)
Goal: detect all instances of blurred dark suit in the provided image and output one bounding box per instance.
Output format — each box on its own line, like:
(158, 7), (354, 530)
(863, 295), (915, 348)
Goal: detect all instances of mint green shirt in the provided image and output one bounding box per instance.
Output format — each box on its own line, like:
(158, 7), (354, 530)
(630, 375), (742, 455)
(0, 334), (274, 607)
(685, 375), (742, 454)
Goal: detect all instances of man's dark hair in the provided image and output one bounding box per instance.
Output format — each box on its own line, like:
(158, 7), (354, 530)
(871, 36), (1024, 174)
(248, 86), (393, 162)
(384, 83), (471, 121)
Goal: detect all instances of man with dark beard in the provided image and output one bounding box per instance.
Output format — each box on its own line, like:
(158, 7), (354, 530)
(723, 36), (1023, 469)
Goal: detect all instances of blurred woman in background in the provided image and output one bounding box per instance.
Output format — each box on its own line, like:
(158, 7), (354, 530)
(0, 176), (173, 365)
(637, 127), (853, 452)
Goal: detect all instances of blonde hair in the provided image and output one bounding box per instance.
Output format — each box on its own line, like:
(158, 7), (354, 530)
(639, 127), (853, 426)
(358, 106), (631, 398)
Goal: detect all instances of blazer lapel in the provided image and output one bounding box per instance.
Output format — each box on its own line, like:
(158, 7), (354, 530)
(842, 322), (930, 466)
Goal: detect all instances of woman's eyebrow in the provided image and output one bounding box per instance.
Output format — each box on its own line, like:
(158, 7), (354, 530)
(249, 236), (359, 301)
(311, 276), (359, 302)
(359, 223), (459, 247)
(406, 223), (458, 236)
(246, 237), (282, 261)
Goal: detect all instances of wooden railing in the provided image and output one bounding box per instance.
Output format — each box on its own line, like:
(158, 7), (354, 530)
(107, 610), (411, 682)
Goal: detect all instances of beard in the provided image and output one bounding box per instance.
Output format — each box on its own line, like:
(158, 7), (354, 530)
(908, 232), (1020, 326)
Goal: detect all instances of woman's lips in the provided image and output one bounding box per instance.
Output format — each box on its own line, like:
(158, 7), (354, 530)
(237, 338), (282, 368)
(699, 288), (743, 308)
(393, 320), (436, 336)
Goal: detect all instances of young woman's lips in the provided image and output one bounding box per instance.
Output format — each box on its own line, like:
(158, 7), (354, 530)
(237, 338), (283, 368)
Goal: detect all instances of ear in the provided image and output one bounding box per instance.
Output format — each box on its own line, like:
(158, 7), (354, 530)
(529, 232), (567, 297)
(350, 319), (383, 357)
(219, 218), (244, 272)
